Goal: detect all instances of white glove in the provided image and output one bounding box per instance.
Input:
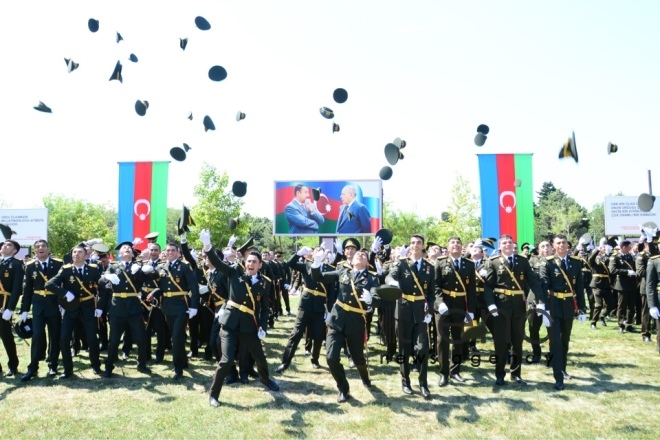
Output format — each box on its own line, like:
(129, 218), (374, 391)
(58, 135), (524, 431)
(577, 313), (587, 322)
(216, 307), (225, 320)
(59, 306), (65, 317)
(190, 249), (198, 261)
(284, 284), (291, 290)
(179, 232), (187, 244)
(334, 238), (343, 255)
(423, 313), (432, 324)
(464, 312), (474, 323)
(478, 268), (487, 277)
(360, 291), (372, 305)
(131, 264), (141, 275)
(327, 253), (335, 262)
(488, 304), (499, 317)
(200, 229), (211, 247)
(188, 308), (198, 319)
(106, 274), (120, 285)
(142, 264), (155, 274)
(324, 312), (332, 324)
(199, 285), (209, 294)
(2, 309), (12, 321)
(257, 328), (266, 340)
(536, 303), (545, 316)
(437, 302), (449, 315)
(388, 279), (400, 287)
(542, 314), (551, 327)
(227, 235), (237, 248)
(375, 259), (383, 276)
(65, 292), (75, 302)
(627, 270), (636, 277)
(94, 309), (103, 318)
(650, 307), (659, 320)
(91, 254), (100, 261)
(605, 245), (612, 254)
(20, 311), (28, 323)
(132, 237), (143, 246)
(371, 236), (383, 253)
(85, 238), (102, 246)
(400, 246), (409, 258)
(311, 250), (324, 268)
(297, 246), (312, 256)
(587, 244), (594, 251)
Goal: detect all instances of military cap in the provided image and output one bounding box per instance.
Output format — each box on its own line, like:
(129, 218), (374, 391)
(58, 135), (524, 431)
(342, 238), (360, 250)
(208, 66), (227, 82)
(333, 88), (348, 104)
(145, 232), (159, 243)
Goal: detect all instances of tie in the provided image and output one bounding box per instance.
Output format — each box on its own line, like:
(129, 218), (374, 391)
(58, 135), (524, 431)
(42, 262), (47, 271)
(125, 262), (131, 270)
(354, 270), (361, 280)
(561, 258), (567, 271)
(454, 259), (460, 271)
(508, 256), (514, 267)
(77, 268), (83, 277)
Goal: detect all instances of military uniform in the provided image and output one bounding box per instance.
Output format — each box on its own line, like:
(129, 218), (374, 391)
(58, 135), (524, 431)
(526, 255), (544, 361)
(312, 261), (381, 399)
(21, 257), (63, 377)
(386, 255), (434, 394)
(142, 258), (171, 363)
(539, 254), (585, 388)
(208, 251), (276, 401)
(378, 259), (397, 360)
(468, 256), (493, 352)
(589, 249), (613, 327)
(434, 256), (475, 382)
(204, 249), (229, 362)
(636, 249), (652, 341)
(0, 255), (25, 375)
(644, 254), (660, 353)
(574, 249), (594, 320)
(151, 258), (200, 377)
(45, 262), (108, 376)
(609, 252), (637, 331)
(484, 253), (542, 383)
(98, 260), (151, 375)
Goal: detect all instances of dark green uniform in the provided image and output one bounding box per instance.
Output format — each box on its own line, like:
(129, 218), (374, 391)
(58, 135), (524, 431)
(589, 249), (614, 327)
(644, 254), (660, 353)
(526, 255), (544, 361)
(1, 256), (25, 375)
(609, 252), (637, 331)
(636, 250), (651, 341)
(539, 254), (585, 388)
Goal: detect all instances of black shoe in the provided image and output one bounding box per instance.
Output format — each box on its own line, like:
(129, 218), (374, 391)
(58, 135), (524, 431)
(103, 369), (113, 379)
(248, 369), (259, 379)
(362, 378), (372, 388)
(438, 375), (448, 387)
(600, 317), (607, 327)
(311, 360), (321, 369)
(337, 391), (349, 403)
(495, 377), (506, 386)
(172, 372), (183, 380)
(99, 345), (108, 352)
(304, 350), (311, 356)
(121, 352), (129, 361)
(450, 373), (465, 383)
(20, 369), (37, 382)
(420, 385), (431, 398)
(240, 374), (249, 384)
(626, 326), (636, 333)
(530, 355), (541, 364)
(276, 364), (287, 374)
(48, 368), (58, 377)
(562, 371), (571, 380)
(263, 379), (280, 392)
(59, 372), (73, 379)
(5, 369), (18, 378)
(153, 356), (164, 364)
(618, 327), (624, 334)
(411, 363), (420, 373)
(554, 382), (564, 391)
(187, 351), (196, 359)
(209, 396), (220, 407)
(643, 336), (652, 343)
(512, 376), (527, 385)
(402, 384), (413, 395)
(470, 346), (480, 354)
(92, 366), (103, 375)
(225, 371), (238, 385)
(137, 364), (152, 374)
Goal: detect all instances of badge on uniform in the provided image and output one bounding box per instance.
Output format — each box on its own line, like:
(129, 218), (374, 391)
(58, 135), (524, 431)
(423, 282), (427, 289)
(520, 274), (524, 280)
(32, 272), (37, 279)
(403, 270), (410, 278)
(499, 294), (505, 300)
(466, 278), (470, 284)
(175, 277), (180, 283)
(69, 276), (75, 282)
(256, 295), (261, 301)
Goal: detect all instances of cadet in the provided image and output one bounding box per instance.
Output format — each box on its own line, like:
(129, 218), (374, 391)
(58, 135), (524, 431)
(0, 239), (26, 377)
(609, 240), (638, 333)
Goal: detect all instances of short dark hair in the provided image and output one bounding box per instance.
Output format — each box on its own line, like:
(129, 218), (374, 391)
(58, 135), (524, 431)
(166, 242), (180, 251)
(553, 234), (568, 242)
(620, 240), (631, 248)
(294, 184), (305, 196)
(447, 236), (462, 244)
(247, 250), (262, 262)
(149, 242), (162, 251)
(500, 234), (513, 242)
(411, 234), (425, 244)
(34, 239), (49, 247)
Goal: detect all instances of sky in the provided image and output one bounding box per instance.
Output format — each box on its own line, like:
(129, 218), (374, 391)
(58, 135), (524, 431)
(2, 0), (659, 222)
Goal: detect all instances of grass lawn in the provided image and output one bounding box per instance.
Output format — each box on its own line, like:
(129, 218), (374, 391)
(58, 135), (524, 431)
(2, 294), (659, 439)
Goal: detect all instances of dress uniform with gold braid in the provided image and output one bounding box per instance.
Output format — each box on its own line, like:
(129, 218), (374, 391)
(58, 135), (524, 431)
(589, 248), (614, 327)
(21, 256), (63, 379)
(204, 247), (229, 362)
(526, 254), (544, 363)
(609, 246), (637, 332)
(539, 253), (585, 390)
(142, 257), (170, 363)
(484, 252), (542, 385)
(644, 252), (660, 353)
(386, 254), (434, 396)
(574, 248), (594, 320)
(467, 253), (493, 353)
(636, 248), (652, 342)
(433, 255), (475, 385)
(0, 252), (25, 376)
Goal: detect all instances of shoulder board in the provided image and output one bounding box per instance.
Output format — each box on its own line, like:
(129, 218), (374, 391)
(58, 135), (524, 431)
(368, 270), (378, 276)
(261, 274), (272, 282)
(326, 263), (336, 269)
(24, 259), (34, 265)
(651, 255), (660, 260)
(179, 260), (190, 266)
(437, 256), (449, 261)
(88, 263), (98, 268)
(424, 258), (434, 265)
(463, 257), (473, 263)
(52, 257), (63, 262)
(62, 264), (73, 269)
(398, 257), (408, 261)
(489, 255), (500, 260)
(569, 256), (581, 261)
(341, 261), (352, 268)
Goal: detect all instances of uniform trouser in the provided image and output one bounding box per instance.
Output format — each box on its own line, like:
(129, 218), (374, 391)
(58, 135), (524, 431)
(655, 318), (660, 351)
(493, 312), (524, 380)
(640, 293), (651, 338)
(365, 309), (374, 340)
(396, 318), (429, 386)
(98, 309), (109, 349)
(146, 307), (169, 360)
(73, 320), (87, 352)
(379, 304), (397, 358)
(29, 312), (61, 372)
(549, 315), (573, 385)
(609, 291), (619, 317)
(591, 288), (613, 325)
(281, 288), (291, 313)
(106, 313), (148, 371)
(616, 289), (635, 328)
(60, 310), (100, 373)
(0, 319), (19, 371)
(635, 291), (643, 325)
(209, 317), (222, 362)
(528, 312), (543, 357)
(188, 312), (201, 356)
(585, 286), (595, 320)
(464, 307), (495, 356)
(165, 312), (188, 375)
(326, 327), (369, 393)
(435, 312), (464, 377)
(281, 309), (325, 366)
(199, 306), (215, 358)
(209, 328), (271, 399)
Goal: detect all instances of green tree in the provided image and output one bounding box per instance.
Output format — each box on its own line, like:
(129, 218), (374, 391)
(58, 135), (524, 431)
(430, 175), (481, 245)
(43, 194), (117, 257)
(382, 202), (439, 246)
(534, 190), (587, 245)
(537, 181), (557, 202)
(586, 202), (605, 244)
(187, 163), (244, 249)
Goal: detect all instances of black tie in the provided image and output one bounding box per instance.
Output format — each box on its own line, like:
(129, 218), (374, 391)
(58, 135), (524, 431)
(561, 258), (567, 271)
(412, 261), (418, 273)
(454, 259), (460, 270)
(42, 262), (47, 271)
(77, 268), (83, 277)
(508, 256), (514, 267)
(126, 262), (131, 271)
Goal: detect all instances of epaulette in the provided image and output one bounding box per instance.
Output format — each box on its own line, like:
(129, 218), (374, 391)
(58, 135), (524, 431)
(651, 255), (660, 260)
(52, 257), (63, 262)
(489, 255), (500, 260)
(463, 257), (473, 263)
(437, 256), (449, 261)
(62, 264), (72, 269)
(340, 261), (352, 269)
(24, 258), (34, 265)
(261, 274), (272, 282)
(368, 270), (378, 276)
(179, 259), (190, 266)
(569, 256), (581, 261)
(398, 256), (408, 261)
(87, 263), (98, 268)
(424, 258), (434, 265)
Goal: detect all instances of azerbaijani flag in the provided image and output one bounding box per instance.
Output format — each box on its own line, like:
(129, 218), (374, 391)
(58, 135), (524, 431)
(118, 162), (169, 250)
(477, 154), (534, 246)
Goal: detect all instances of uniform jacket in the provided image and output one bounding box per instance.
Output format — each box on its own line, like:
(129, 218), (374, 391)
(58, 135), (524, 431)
(22, 257), (63, 317)
(287, 254), (334, 313)
(636, 250), (650, 296)
(98, 261), (149, 317)
(434, 256), (475, 314)
(484, 253), (542, 318)
(589, 250), (612, 290)
(386, 256), (435, 323)
(151, 258), (200, 316)
(539, 255), (585, 319)
(645, 255), (660, 309)
(608, 252), (637, 292)
(45, 262), (108, 317)
(0, 256), (24, 311)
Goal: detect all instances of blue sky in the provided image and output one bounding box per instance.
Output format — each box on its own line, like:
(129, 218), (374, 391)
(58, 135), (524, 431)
(1, 0), (658, 221)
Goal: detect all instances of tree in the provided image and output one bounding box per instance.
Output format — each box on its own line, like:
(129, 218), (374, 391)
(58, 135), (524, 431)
(187, 163), (244, 249)
(537, 181), (557, 202)
(43, 194), (117, 257)
(430, 175), (481, 245)
(586, 202), (605, 243)
(534, 190), (587, 245)
(382, 202), (439, 246)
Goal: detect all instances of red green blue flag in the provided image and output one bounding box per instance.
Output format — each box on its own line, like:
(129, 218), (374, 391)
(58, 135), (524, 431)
(477, 154), (534, 246)
(118, 162), (169, 250)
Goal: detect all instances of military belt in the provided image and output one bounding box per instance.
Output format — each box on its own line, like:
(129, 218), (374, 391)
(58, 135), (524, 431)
(494, 288), (524, 296)
(227, 300), (254, 315)
(401, 293), (425, 302)
(113, 292), (140, 299)
(34, 290), (54, 296)
(442, 289), (466, 297)
(592, 274), (610, 278)
(336, 300), (367, 315)
(213, 298), (225, 307)
(476, 287), (484, 293)
(80, 295), (95, 302)
(550, 292), (573, 300)
(142, 287), (155, 292)
(304, 287), (326, 298)
(162, 291), (187, 298)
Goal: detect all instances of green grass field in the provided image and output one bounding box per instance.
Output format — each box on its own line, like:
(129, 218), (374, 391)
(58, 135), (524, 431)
(2, 295), (659, 439)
